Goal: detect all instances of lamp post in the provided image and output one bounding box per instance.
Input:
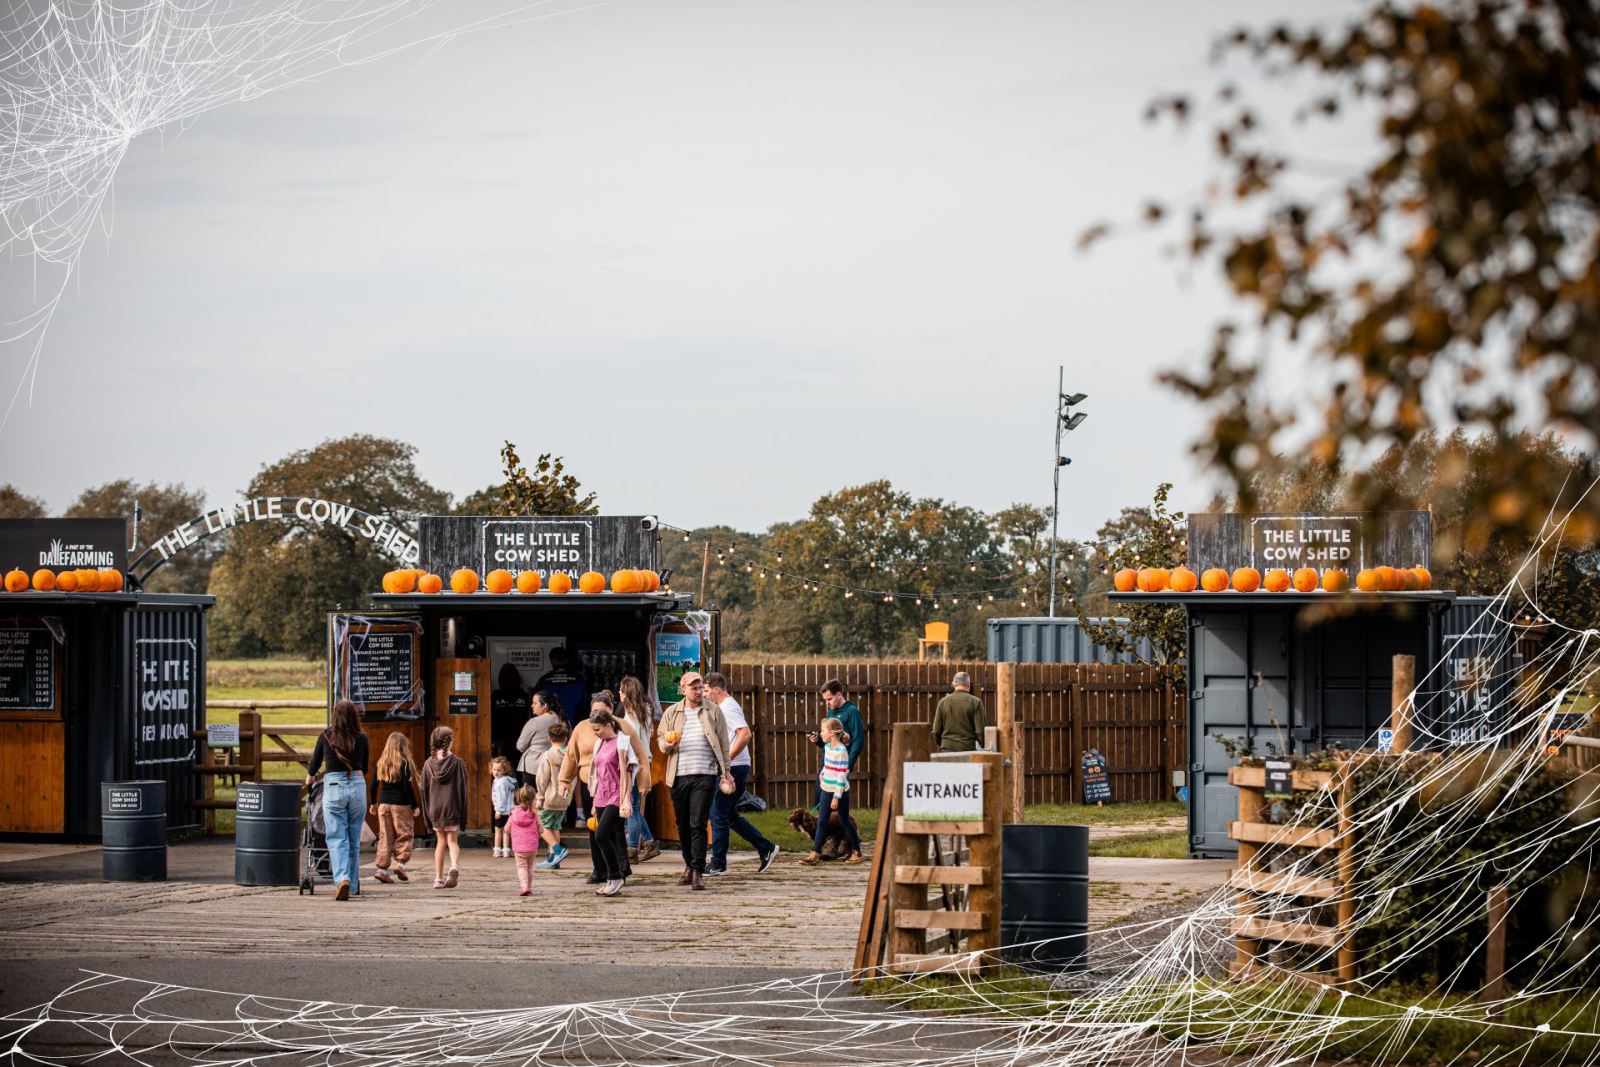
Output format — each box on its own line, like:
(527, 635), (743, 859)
(1048, 368), (1087, 617)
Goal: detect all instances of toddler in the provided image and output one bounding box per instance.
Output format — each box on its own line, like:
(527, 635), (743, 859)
(491, 756), (516, 857)
(508, 785), (542, 895)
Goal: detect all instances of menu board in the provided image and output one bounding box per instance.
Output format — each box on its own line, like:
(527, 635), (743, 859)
(0, 620), (57, 712)
(349, 631), (415, 704)
(1081, 749), (1112, 804)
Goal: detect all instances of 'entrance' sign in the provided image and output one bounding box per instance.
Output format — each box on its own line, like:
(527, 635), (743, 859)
(902, 762), (983, 821)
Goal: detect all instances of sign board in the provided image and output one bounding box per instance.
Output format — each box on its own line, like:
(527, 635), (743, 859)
(1377, 728), (1395, 754)
(139, 498), (420, 571)
(0, 619), (58, 712)
(654, 626), (703, 706)
(419, 515), (661, 582)
(106, 788), (144, 813)
(236, 786), (264, 814)
(479, 518), (595, 578)
(1546, 711), (1590, 756)
(0, 518), (127, 572)
(347, 629), (416, 707)
(1250, 515), (1362, 569)
(1264, 758), (1293, 795)
(487, 637), (564, 693)
(133, 634), (199, 766)
(453, 671), (475, 694)
(1186, 511), (1431, 574)
(448, 693), (478, 716)
(206, 723), (239, 748)
(902, 762), (984, 821)
(1081, 750), (1111, 804)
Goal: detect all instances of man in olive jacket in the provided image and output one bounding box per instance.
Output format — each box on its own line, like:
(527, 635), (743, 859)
(658, 672), (732, 890)
(931, 671), (987, 752)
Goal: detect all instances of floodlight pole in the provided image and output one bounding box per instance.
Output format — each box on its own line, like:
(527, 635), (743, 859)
(1050, 367), (1063, 617)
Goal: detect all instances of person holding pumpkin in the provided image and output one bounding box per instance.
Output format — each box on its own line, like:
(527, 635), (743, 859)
(583, 708), (635, 897)
(658, 672), (733, 890)
(304, 699), (370, 902)
(559, 694), (642, 885)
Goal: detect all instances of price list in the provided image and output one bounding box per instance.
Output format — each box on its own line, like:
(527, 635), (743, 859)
(0, 623), (55, 711)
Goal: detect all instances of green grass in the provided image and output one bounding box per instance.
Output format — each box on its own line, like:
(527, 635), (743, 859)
(1087, 830), (1189, 859)
(1028, 801), (1185, 826)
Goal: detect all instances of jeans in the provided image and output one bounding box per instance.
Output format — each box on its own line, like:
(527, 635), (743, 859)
(813, 785), (862, 855)
(322, 772), (366, 892)
(671, 774), (717, 873)
(626, 785), (654, 849)
(710, 765), (772, 870)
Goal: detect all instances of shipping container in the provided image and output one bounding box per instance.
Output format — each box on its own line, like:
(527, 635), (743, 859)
(987, 617), (1155, 665)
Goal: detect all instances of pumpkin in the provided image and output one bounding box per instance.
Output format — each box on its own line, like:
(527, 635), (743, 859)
(1136, 567), (1171, 592)
(549, 572), (573, 594)
(1231, 567), (1261, 593)
(1355, 568), (1379, 592)
(78, 569), (102, 592)
(516, 570), (542, 594)
(1169, 567), (1199, 593)
(664, 730), (680, 744)
(417, 573), (443, 594)
(611, 569), (642, 594)
(1292, 567), (1320, 592)
(56, 570), (79, 592)
(1262, 568), (1291, 592)
(381, 571), (398, 594)
(1200, 567), (1230, 592)
(641, 570), (661, 593)
(391, 569), (418, 594)
(31, 568), (55, 591)
(485, 569), (514, 594)
(1377, 565), (1404, 592)
(586, 816), (598, 832)
(99, 568), (124, 592)
(4, 568), (28, 592)
(578, 571), (606, 594)
(450, 568), (480, 594)
(1113, 568), (1138, 593)
(1411, 565), (1432, 590)
(1321, 569), (1350, 592)
(1399, 568), (1419, 591)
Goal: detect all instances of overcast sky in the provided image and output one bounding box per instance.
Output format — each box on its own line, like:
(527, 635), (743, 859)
(1, 0), (1367, 540)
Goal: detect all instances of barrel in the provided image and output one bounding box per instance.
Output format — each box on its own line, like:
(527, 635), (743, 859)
(101, 781), (167, 881)
(235, 782), (303, 886)
(1001, 824), (1089, 970)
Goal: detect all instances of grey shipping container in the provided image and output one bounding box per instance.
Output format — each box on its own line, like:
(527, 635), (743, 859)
(987, 617), (1155, 665)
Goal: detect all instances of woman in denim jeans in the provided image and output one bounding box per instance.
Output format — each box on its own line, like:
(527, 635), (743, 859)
(305, 699), (370, 900)
(618, 677), (661, 863)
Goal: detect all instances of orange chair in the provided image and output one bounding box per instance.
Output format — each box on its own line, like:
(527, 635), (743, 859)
(918, 621), (950, 662)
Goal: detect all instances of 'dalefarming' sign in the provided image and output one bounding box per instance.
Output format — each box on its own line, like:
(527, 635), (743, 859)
(0, 518), (126, 572)
(902, 762), (983, 821)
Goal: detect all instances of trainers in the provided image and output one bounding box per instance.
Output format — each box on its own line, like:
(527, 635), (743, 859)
(600, 879), (622, 897)
(392, 864), (409, 882)
(705, 867), (727, 877)
(637, 841), (661, 863)
(432, 878), (447, 889)
(551, 844), (570, 864)
(757, 845), (780, 873)
(519, 888), (531, 897)
(334, 879), (351, 900)
(444, 867), (459, 888)
(373, 868), (393, 884)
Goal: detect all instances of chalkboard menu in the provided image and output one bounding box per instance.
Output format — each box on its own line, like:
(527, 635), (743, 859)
(0, 620), (58, 713)
(1081, 749), (1111, 804)
(338, 618), (422, 716)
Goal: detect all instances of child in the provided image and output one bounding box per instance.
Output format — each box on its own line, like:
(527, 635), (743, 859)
(369, 731), (423, 884)
(533, 722), (572, 870)
(800, 717), (863, 866)
(508, 785), (542, 896)
(490, 756), (516, 857)
(419, 725), (468, 889)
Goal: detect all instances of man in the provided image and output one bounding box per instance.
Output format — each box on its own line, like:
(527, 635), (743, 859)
(809, 679), (865, 854)
(704, 672), (778, 875)
(659, 672), (732, 890)
(533, 647), (589, 730)
(930, 671), (987, 752)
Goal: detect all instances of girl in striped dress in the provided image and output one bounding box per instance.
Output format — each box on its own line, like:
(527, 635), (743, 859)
(800, 717), (863, 866)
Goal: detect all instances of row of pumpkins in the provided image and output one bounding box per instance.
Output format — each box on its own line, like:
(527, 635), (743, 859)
(381, 567), (663, 595)
(4, 567), (126, 592)
(1115, 564), (1433, 593)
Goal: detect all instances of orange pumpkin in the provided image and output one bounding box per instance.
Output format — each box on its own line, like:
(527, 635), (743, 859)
(1231, 567), (1262, 593)
(1169, 567), (1198, 592)
(611, 569), (642, 594)
(78, 569), (102, 592)
(641, 570), (661, 592)
(417, 573), (443, 594)
(99, 568), (124, 592)
(1377, 565), (1404, 592)
(1322, 569), (1350, 592)
(516, 570), (542, 594)
(1200, 567), (1230, 592)
(381, 571), (398, 594)
(664, 730), (680, 744)
(391, 569), (418, 594)
(1138, 567), (1172, 592)
(1113, 568), (1138, 593)
(549, 572), (573, 595)
(1261, 568), (1290, 592)
(1399, 567), (1419, 591)
(485, 569), (514, 594)
(586, 816), (598, 832)
(56, 570), (79, 592)
(31, 568), (56, 591)
(1292, 567), (1319, 592)
(450, 568), (480, 594)
(578, 571), (606, 594)
(1355, 568), (1379, 592)
(4, 568), (28, 592)
(1411, 565), (1432, 590)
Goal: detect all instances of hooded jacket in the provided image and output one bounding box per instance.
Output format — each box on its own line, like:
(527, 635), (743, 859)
(507, 806), (542, 853)
(419, 751), (468, 830)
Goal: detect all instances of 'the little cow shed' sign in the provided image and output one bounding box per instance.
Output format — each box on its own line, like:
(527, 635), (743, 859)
(902, 762), (983, 821)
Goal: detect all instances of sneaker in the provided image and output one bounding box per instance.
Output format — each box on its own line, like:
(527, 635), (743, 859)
(705, 867), (727, 877)
(551, 844), (570, 864)
(628, 847), (638, 862)
(334, 879), (351, 900)
(519, 888), (531, 897)
(600, 879), (622, 897)
(373, 868), (393, 884)
(757, 845), (780, 873)
(392, 865), (409, 882)
(432, 878), (447, 889)
(534, 855), (561, 871)
(637, 841), (661, 863)
(444, 867), (459, 888)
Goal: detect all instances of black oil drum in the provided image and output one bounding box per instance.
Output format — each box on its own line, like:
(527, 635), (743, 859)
(234, 782), (303, 886)
(101, 780), (167, 881)
(1001, 824), (1089, 970)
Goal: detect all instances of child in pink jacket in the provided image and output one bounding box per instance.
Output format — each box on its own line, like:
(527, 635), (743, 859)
(508, 785), (543, 896)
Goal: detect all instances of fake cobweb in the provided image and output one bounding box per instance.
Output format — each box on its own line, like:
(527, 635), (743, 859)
(5, 521), (1600, 1066)
(0, 0), (608, 424)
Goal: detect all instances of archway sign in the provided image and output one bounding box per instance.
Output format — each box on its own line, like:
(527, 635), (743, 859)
(128, 496), (421, 588)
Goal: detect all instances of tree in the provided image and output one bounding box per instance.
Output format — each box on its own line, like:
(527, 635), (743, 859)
(495, 443), (596, 516)
(208, 436), (450, 657)
(0, 484), (45, 519)
(1104, 0), (1600, 552)
(67, 480), (213, 594)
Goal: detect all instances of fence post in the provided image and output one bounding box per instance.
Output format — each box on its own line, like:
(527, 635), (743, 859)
(240, 709), (262, 783)
(994, 663), (1023, 823)
(1069, 676), (1086, 804)
(1161, 680), (1174, 802)
(1391, 655), (1415, 754)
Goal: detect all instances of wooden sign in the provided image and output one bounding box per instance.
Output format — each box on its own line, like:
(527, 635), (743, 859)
(420, 515), (661, 581)
(1081, 750), (1111, 804)
(1187, 511), (1432, 573)
(0, 619), (57, 713)
(902, 762), (983, 821)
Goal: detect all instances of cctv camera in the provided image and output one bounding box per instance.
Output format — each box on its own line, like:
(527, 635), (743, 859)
(640, 516), (659, 532)
(1057, 456), (1072, 466)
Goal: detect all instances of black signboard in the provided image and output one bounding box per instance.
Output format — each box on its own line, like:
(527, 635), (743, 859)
(1081, 750), (1111, 804)
(448, 693), (478, 716)
(0, 518), (126, 573)
(0, 620), (58, 712)
(133, 631), (199, 767)
(1264, 758), (1293, 796)
(106, 788), (144, 813)
(349, 630), (416, 706)
(1547, 711), (1591, 755)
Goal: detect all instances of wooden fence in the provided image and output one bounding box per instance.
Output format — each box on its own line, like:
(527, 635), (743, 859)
(725, 661), (1185, 810)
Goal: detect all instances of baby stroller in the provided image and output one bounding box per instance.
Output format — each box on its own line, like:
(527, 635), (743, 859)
(298, 779), (332, 895)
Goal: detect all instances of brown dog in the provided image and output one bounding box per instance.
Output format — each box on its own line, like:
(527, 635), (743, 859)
(788, 806), (856, 859)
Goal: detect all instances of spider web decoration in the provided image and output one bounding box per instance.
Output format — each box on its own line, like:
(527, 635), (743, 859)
(4, 513), (1599, 1066)
(0, 0), (611, 426)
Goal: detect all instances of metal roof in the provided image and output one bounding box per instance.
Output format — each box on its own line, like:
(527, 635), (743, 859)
(0, 591), (215, 607)
(370, 591), (694, 610)
(1107, 589), (1455, 607)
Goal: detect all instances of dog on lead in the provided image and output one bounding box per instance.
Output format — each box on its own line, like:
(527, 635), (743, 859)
(788, 806), (858, 860)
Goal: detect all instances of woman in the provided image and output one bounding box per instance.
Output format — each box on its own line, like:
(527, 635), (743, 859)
(617, 676), (660, 863)
(515, 691), (562, 789)
(304, 699), (369, 901)
(585, 708), (634, 897)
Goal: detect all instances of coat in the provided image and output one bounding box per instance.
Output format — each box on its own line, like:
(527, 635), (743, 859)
(419, 751), (468, 829)
(657, 698), (732, 787)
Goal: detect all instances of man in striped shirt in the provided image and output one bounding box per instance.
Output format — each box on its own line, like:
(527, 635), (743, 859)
(658, 672), (732, 890)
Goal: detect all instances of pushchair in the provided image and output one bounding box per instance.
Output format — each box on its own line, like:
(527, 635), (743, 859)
(298, 779), (332, 895)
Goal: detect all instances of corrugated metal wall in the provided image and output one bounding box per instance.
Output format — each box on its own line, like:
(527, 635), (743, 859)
(986, 617), (1156, 665)
(1431, 596), (1531, 745)
(126, 605), (208, 832)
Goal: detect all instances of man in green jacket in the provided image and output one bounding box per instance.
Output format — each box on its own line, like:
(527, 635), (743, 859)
(931, 671), (986, 752)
